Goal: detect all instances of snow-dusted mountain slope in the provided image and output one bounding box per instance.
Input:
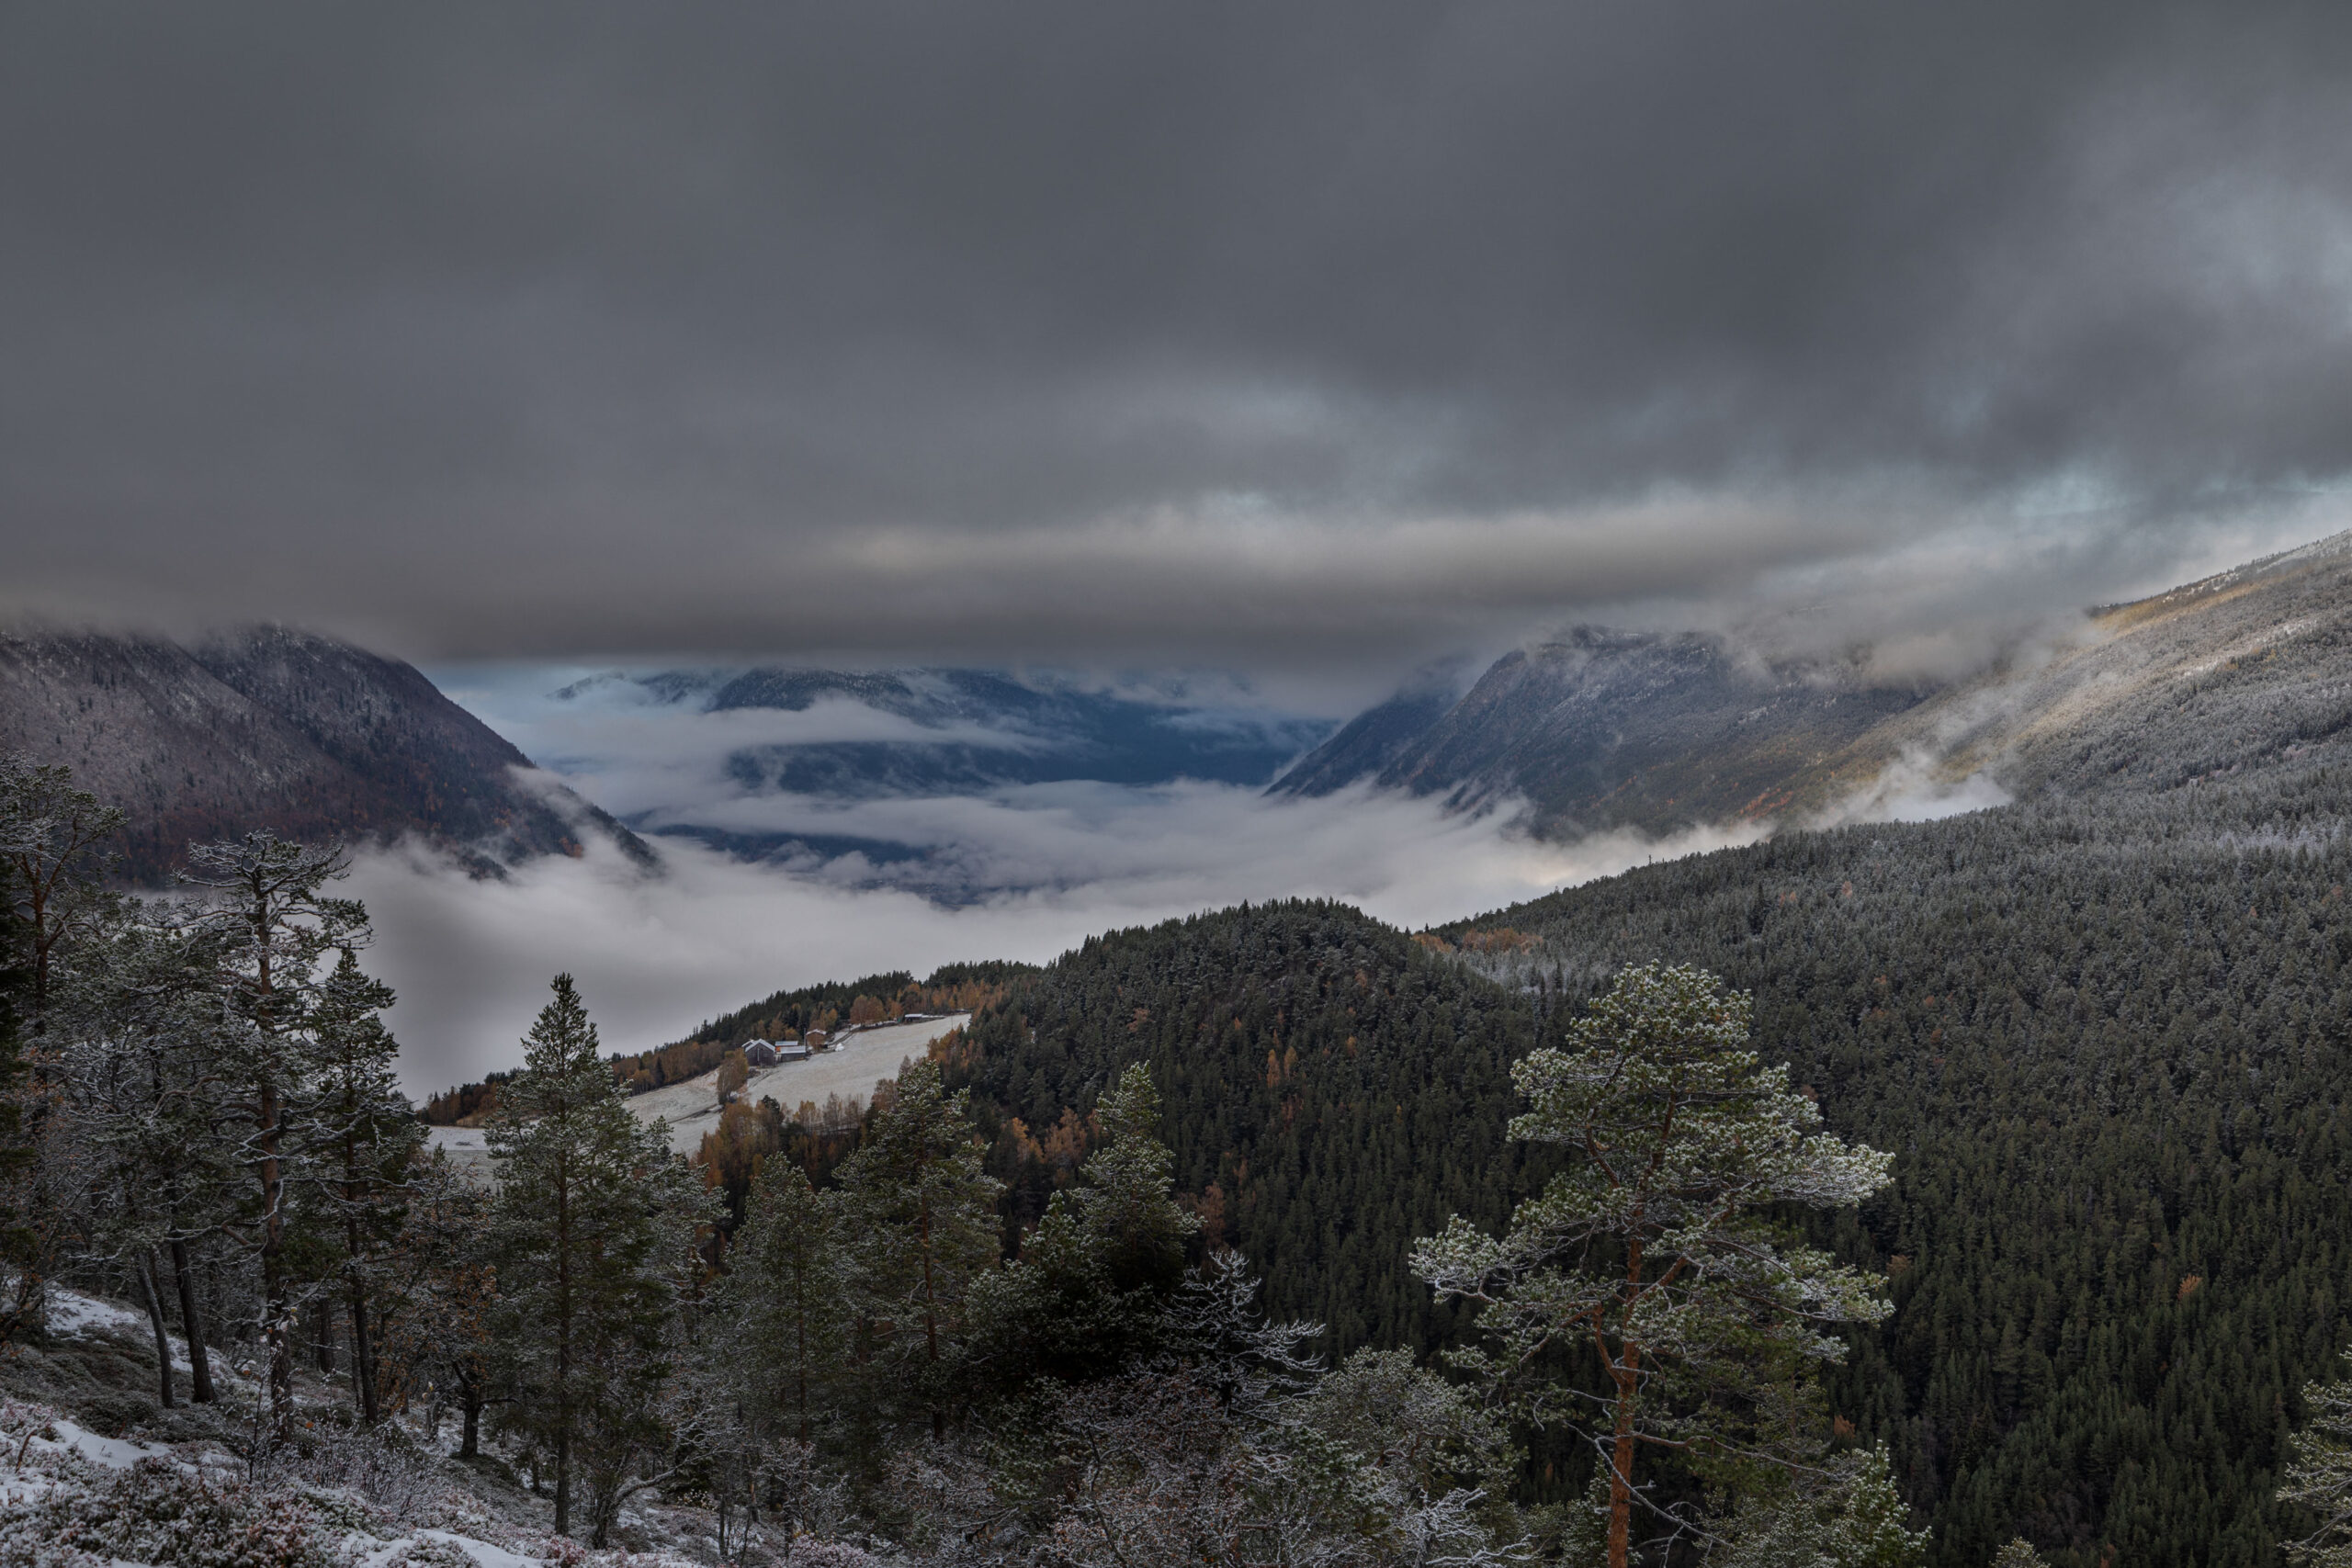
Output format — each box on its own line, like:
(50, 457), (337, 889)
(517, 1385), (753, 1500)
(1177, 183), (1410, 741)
(1279, 530), (2352, 837)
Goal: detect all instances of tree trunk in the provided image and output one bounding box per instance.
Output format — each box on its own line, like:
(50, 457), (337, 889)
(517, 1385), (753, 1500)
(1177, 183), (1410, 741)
(347, 1279), (379, 1424)
(459, 1365), (483, 1458)
(344, 1186), (381, 1424)
(555, 1427), (572, 1538)
(260, 1076), (291, 1439)
(920, 1198), (944, 1439)
(1609, 1240), (1645, 1568)
(168, 1241), (216, 1404)
(314, 1295), (338, 1375)
(1608, 1348), (1639, 1568)
(136, 1251), (176, 1410)
(553, 1156), (573, 1537)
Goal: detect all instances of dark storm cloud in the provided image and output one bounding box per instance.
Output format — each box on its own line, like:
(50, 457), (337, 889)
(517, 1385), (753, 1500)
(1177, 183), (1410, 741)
(5, 2), (2352, 662)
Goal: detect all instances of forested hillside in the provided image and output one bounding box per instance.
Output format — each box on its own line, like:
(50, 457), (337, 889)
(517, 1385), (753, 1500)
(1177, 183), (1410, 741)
(945, 902), (1545, 1351)
(1439, 760), (2352, 1566)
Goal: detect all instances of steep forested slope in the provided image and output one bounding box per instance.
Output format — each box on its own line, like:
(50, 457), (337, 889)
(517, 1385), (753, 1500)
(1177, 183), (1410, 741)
(945, 901), (1547, 1353)
(1443, 762), (2352, 1568)
(1825, 530), (2352, 803)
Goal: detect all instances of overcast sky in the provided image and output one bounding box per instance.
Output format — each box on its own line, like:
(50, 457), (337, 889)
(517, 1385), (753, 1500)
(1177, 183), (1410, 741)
(6, 3), (2352, 672)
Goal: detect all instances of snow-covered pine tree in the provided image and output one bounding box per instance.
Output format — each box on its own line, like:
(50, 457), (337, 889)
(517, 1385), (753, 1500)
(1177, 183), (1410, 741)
(374, 1149), (498, 1455)
(0, 756), (123, 1343)
(54, 909), (235, 1404)
(487, 974), (710, 1543)
(1411, 963), (1897, 1568)
(0, 754), (125, 1026)
(2280, 1365), (2352, 1565)
(178, 831), (370, 1438)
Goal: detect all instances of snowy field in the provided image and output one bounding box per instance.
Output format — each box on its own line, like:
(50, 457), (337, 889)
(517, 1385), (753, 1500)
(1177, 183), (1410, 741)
(424, 1123), (494, 1177)
(420, 1013), (968, 1168)
(628, 1013), (969, 1153)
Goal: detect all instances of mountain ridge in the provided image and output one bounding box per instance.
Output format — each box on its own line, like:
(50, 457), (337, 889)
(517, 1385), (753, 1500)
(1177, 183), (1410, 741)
(0, 625), (650, 881)
(1274, 625), (1931, 835)
(1280, 528), (2352, 838)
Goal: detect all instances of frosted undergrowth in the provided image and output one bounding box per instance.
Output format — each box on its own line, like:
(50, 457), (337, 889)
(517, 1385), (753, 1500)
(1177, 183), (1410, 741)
(0, 1393), (711, 1568)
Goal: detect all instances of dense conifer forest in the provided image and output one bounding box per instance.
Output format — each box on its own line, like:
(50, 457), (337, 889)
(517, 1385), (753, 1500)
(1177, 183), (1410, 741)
(901, 751), (2352, 1565)
(1435, 761), (2352, 1566)
(944, 903), (1546, 1353)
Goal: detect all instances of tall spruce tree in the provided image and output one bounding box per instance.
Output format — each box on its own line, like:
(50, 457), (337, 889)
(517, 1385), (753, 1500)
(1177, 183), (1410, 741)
(488, 974), (709, 1542)
(834, 1057), (1003, 1440)
(1413, 964), (1895, 1568)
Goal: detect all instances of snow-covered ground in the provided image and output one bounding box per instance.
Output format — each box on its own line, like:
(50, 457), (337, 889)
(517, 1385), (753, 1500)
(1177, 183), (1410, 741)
(0, 1286), (769, 1568)
(44, 1285), (149, 1341)
(630, 1013), (969, 1154)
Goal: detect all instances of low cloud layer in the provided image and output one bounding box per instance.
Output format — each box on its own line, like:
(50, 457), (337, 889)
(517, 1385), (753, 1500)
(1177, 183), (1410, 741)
(7, 6), (2352, 670)
(356, 794), (1769, 1098)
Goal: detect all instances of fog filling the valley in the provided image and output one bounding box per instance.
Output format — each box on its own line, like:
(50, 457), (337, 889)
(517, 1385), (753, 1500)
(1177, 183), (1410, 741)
(353, 795), (1762, 1100)
(364, 663), (2007, 1096)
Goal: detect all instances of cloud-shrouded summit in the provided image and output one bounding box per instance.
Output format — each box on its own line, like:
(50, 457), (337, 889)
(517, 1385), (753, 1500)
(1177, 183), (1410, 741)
(7, 3), (2352, 664)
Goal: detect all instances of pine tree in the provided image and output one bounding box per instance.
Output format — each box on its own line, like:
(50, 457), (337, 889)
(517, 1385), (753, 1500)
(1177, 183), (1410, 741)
(725, 1160), (847, 1448)
(374, 1150), (498, 1455)
(2280, 1366), (2352, 1565)
(0, 754), (125, 1026)
(686, 1160), (849, 1549)
(0, 756), (121, 1342)
(179, 831), (368, 1438)
(488, 974), (710, 1542)
(54, 908), (234, 1404)
(1413, 963), (1894, 1568)
(304, 948), (424, 1426)
(834, 1057), (1003, 1441)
